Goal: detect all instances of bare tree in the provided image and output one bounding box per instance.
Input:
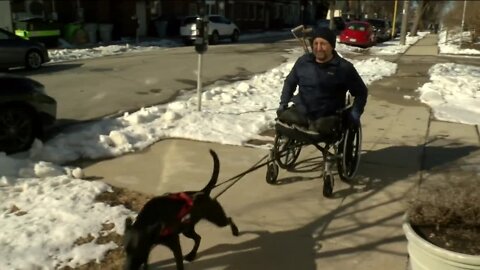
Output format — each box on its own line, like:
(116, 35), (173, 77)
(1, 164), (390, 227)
(410, 0), (447, 36)
(442, 1), (480, 29)
(361, 0), (395, 19)
(442, 1), (480, 42)
(410, 0), (428, 36)
(350, 0), (362, 19)
(400, 0), (410, 45)
(329, 0), (336, 29)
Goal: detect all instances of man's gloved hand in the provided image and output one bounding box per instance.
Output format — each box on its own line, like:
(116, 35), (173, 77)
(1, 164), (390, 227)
(276, 105), (287, 118)
(349, 110), (361, 127)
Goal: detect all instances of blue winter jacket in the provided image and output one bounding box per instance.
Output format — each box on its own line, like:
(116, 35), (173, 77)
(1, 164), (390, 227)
(280, 52), (368, 120)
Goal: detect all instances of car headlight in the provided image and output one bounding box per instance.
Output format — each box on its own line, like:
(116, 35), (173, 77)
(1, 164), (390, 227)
(35, 84), (46, 94)
(30, 80), (46, 94)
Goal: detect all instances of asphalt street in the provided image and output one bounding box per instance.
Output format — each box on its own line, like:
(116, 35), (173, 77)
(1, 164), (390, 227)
(12, 38), (299, 123)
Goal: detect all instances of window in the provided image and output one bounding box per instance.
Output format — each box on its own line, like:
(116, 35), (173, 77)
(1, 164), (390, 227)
(188, 3), (196, 15)
(206, 0), (216, 15)
(251, 4), (257, 20)
(219, 16), (231, 24)
(240, 4), (248, 20)
(257, 4), (264, 20)
(274, 4), (281, 19)
(209, 16), (221, 23)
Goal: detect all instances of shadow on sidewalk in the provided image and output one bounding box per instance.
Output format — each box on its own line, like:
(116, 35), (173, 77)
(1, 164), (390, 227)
(356, 143), (478, 184)
(150, 183), (408, 270)
(142, 140), (478, 270)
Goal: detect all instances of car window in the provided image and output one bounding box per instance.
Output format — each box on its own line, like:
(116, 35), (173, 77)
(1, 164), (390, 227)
(219, 16), (231, 24)
(209, 16), (221, 23)
(347, 23), (367, 31)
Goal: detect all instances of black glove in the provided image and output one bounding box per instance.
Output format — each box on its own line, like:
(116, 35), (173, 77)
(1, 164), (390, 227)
(349, 110), (361, 127)
(276, 105), (287, 118)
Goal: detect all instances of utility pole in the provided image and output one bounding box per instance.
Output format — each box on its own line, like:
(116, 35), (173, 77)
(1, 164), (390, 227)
(460, 0), (467, 47)
(400, 0), (409, 45)
(391, 0), (398, 39)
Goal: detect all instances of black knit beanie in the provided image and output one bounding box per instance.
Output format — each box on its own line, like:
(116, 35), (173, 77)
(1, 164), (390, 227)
(311, 27), (336, 48)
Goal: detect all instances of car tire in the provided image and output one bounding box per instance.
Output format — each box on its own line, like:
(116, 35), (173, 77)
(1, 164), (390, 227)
(210, 31), (219, 45)
(0, 106), (37, 154)
(25, 50), (43, 70)
(231, 30), (240, 43)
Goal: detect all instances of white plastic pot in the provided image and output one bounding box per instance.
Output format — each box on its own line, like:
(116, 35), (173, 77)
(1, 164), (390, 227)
(403, 214), (480, 270)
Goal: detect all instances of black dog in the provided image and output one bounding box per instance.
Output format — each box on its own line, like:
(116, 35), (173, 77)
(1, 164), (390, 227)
(123, 150), (239, 270)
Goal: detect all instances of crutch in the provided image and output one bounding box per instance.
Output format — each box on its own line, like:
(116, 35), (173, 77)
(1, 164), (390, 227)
(291, 25), (313, 54)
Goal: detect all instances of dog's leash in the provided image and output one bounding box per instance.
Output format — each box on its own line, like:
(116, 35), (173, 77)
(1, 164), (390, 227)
(213, 154), (270, 199)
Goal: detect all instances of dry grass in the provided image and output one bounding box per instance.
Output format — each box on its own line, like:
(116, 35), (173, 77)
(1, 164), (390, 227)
(58, 186), (154, 270)
(408, 179), (480, 227)
(407, 177), (480, 254)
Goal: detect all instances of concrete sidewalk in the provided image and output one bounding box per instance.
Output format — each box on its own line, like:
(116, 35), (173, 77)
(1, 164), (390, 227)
(82, 34), (480, 270)
(404, 34), (439, 55)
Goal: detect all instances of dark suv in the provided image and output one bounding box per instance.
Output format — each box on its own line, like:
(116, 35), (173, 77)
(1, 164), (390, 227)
(0, 74), (56, 154)
(364, 19), (392, 42)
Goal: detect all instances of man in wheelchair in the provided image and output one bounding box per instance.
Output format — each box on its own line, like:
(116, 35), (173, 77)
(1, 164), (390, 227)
(276, 27), (368, 137)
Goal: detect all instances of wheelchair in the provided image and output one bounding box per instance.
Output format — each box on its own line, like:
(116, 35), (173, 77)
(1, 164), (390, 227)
(265, 105), (362, 198)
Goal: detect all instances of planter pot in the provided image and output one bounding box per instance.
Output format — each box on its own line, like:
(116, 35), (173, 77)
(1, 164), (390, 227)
(403, 214), (480, 270)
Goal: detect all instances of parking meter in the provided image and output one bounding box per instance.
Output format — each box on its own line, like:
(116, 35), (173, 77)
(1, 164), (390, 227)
(195, 16), (208, 54)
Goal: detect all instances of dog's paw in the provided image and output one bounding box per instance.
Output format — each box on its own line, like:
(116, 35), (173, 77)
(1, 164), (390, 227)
(184, 252), (197, 262)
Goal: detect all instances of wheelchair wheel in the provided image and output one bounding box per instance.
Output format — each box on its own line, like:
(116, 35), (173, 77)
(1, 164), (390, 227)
(323, 174), (333, 198)
(266, 163), (279, 184)
(273, 134), (301, 169)
(337, 125), (362, 181)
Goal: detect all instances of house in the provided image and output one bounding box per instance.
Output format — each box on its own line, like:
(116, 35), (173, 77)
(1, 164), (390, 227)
(3, 0), (318, 45)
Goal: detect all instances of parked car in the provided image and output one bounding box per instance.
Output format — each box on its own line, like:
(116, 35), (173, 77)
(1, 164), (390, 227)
(0, 74), (56, 154)
(0, 28), (50, 70)
(180, 15), (240, 45)
(339, 21), (376, 48)
(364, 18), (392, 42)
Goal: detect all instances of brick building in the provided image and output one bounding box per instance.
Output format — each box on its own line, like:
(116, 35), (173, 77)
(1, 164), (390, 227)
(5, 0), (324, 42)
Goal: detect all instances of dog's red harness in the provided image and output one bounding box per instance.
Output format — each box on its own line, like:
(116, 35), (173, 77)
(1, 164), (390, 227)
(159, 192), (193, 236)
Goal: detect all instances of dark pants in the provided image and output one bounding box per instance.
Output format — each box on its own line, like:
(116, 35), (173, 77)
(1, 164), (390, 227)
(278, 106), (341, 135)
(278, 106), (309, 127)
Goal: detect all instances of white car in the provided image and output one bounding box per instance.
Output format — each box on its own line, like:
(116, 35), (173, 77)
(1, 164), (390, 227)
(180, 15), (240, 45)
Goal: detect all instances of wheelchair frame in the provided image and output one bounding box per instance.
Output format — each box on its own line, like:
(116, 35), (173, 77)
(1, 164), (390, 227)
(265, 112), (362, 198)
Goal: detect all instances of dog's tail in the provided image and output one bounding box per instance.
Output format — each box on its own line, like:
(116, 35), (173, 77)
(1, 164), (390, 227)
(201, 149), (220, 195)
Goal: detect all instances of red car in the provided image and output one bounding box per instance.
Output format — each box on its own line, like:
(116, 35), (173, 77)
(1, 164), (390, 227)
(339, 21), (376, 48)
